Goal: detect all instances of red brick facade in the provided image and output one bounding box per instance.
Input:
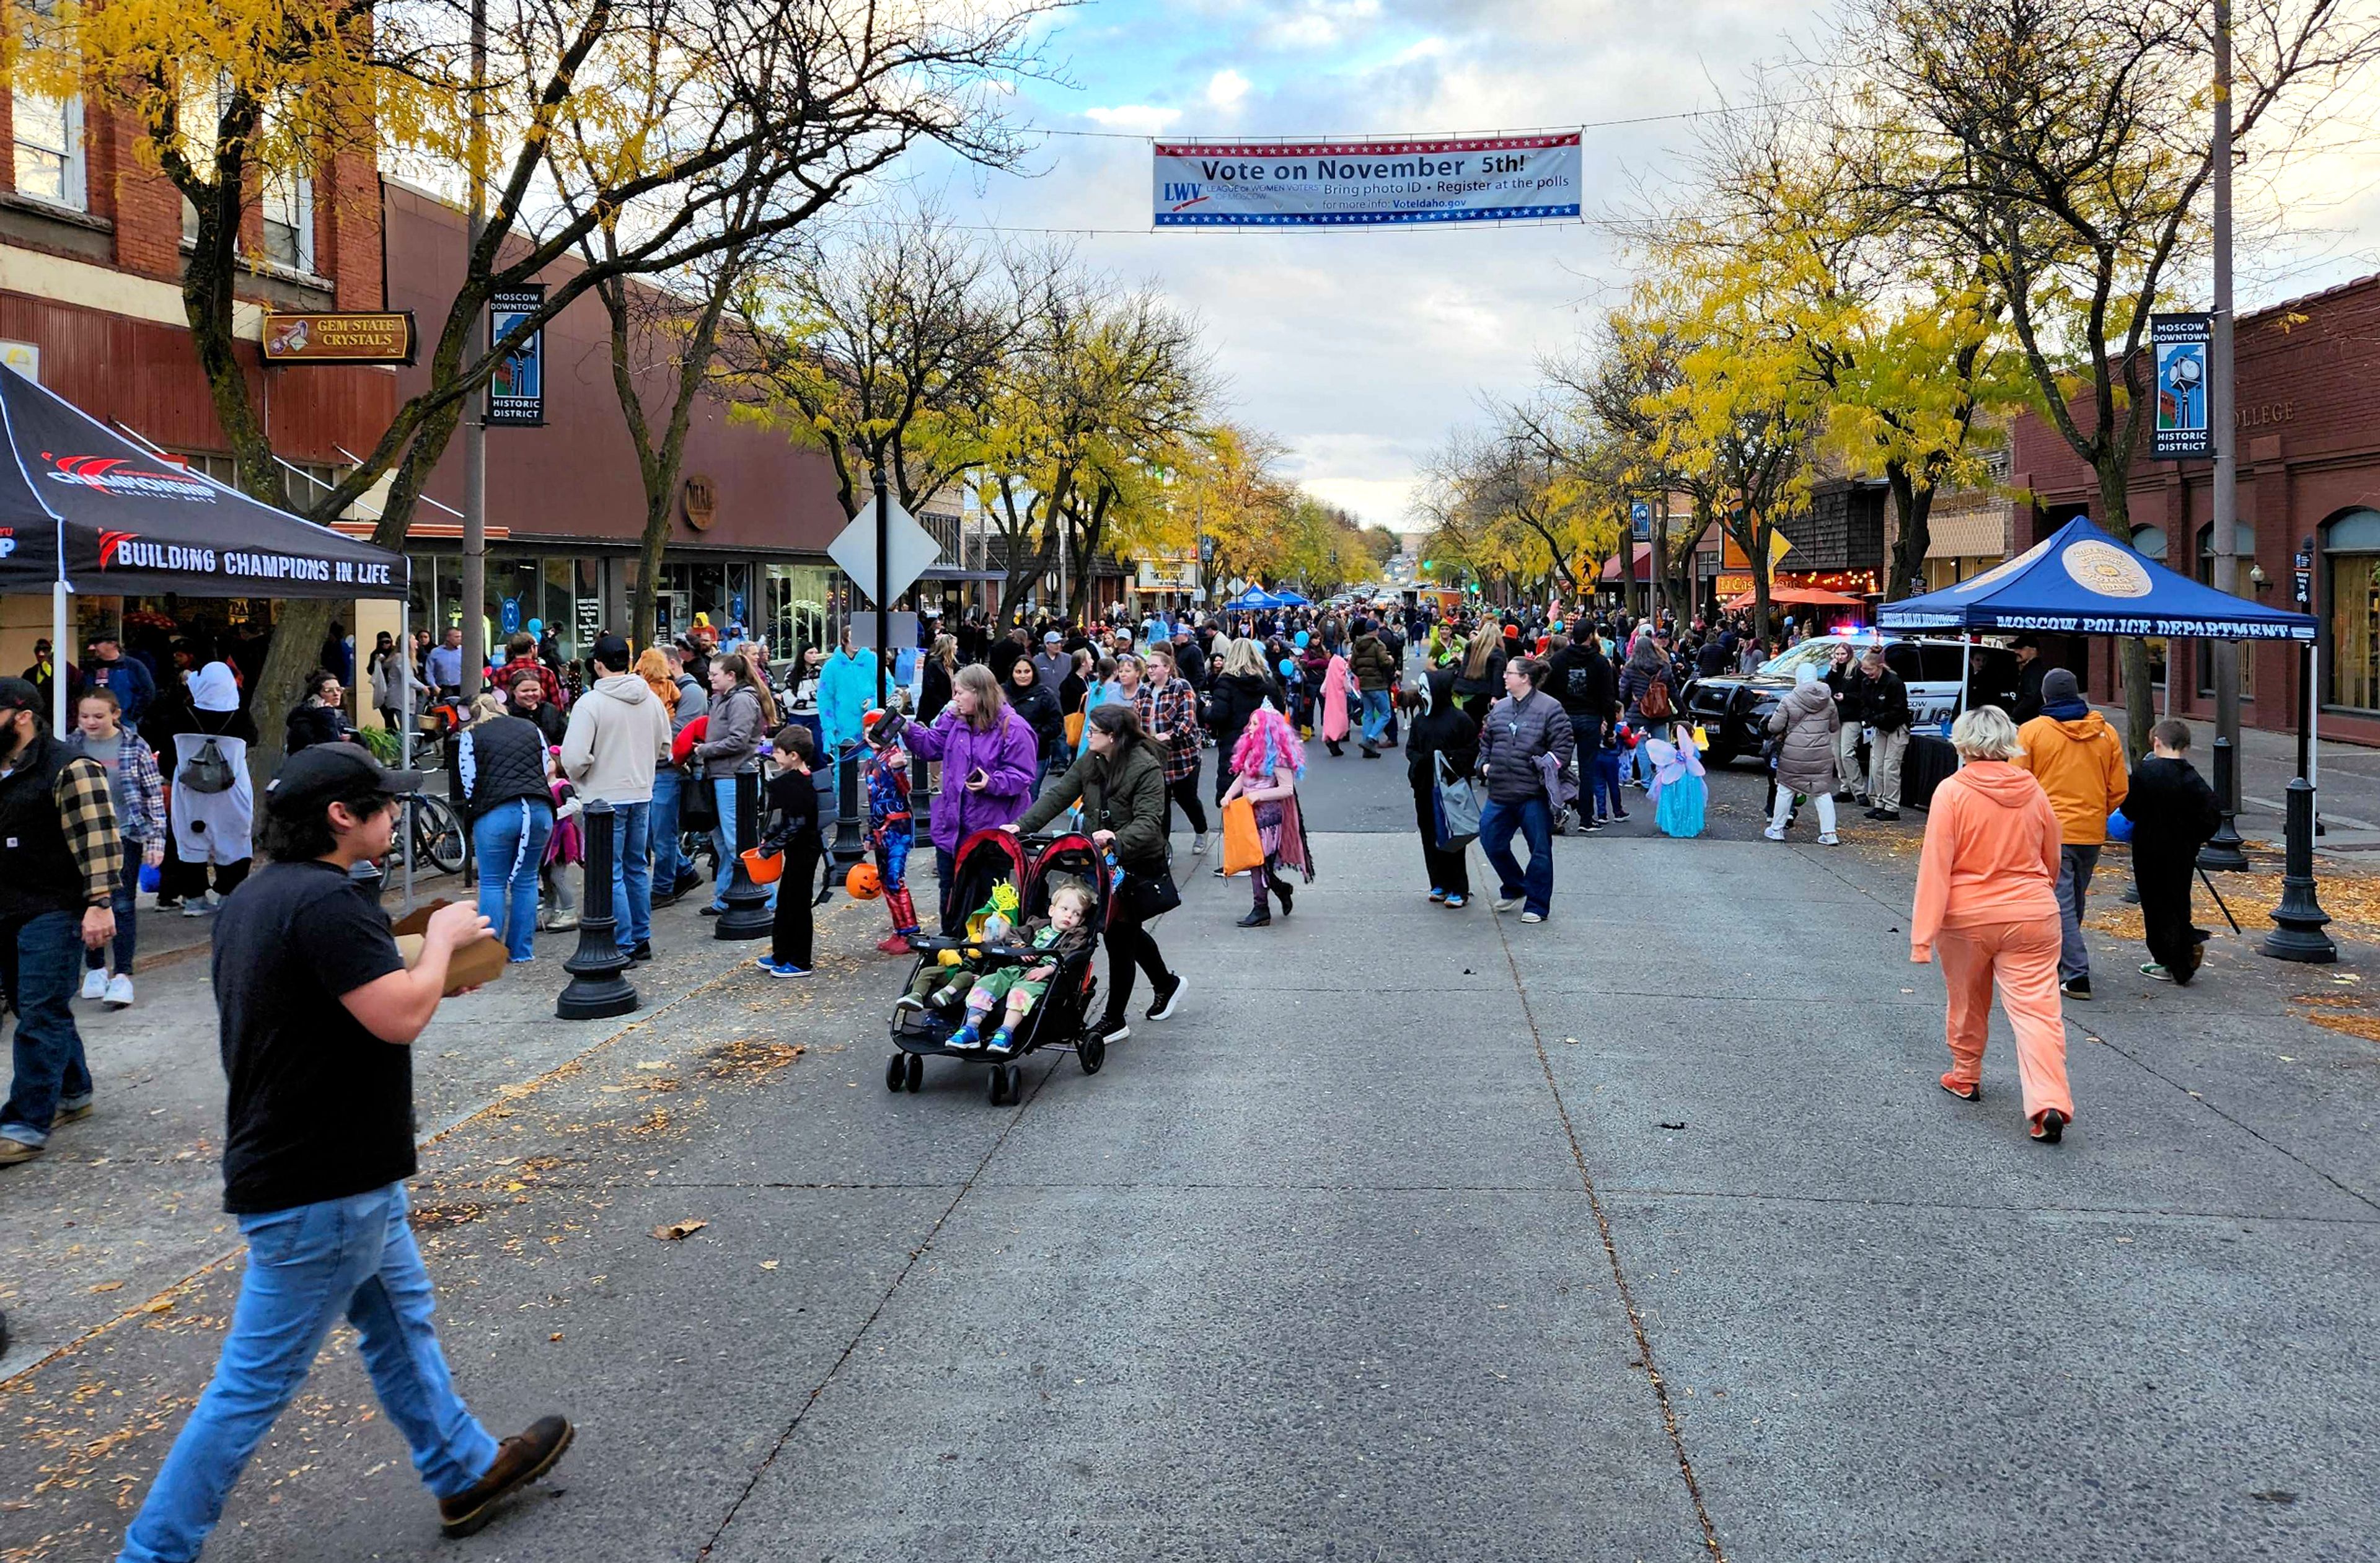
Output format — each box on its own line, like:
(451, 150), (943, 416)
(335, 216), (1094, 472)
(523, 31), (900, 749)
(2011, 272), (2380, 743)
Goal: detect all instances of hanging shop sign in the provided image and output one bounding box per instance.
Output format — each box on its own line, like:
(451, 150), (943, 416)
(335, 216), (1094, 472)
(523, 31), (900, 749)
(2151, 313), (2213, 459)
(1152, 131), (1581, 228)
(486, 285), (546, 427)
(262, 312), (416, 365)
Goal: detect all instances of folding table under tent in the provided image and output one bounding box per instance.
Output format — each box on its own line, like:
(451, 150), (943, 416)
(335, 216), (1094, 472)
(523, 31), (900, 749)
(0, 366), (410, 729)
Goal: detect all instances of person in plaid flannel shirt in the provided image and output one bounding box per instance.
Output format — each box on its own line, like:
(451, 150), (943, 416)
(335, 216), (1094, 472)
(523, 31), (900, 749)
(0, 676), (123, 1165)
(1139, 646), (1210, 856)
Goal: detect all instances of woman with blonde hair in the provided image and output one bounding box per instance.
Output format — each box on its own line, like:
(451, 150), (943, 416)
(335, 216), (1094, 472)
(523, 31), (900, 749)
(1910, 705), (2076, 1143)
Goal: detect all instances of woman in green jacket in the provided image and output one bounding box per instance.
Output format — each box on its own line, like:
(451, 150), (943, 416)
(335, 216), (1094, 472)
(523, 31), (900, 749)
(1011, 701), (1183, 1044)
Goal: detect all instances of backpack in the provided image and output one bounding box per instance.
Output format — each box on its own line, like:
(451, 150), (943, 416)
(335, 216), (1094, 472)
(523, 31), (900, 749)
(1642, 676), (1672, 720)
(181, 736), (237, 795)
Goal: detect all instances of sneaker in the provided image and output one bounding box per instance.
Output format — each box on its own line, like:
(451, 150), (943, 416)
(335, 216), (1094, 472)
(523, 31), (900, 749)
(439, 1416), (574, 1538)
(1493, 896), (1524, 914)
(180, 899), (209, 918)
(1582, 818), (1605, 833)
(984, 1029), (1016, 1057)
(79, 967), (106, 1001)
(767, 961), (810, 980)
(51, 1098), (93, 1124)
(1087, 1015), (1130, 1045)
(1817, 832), (1840, 845)
(1610, 809), (1629, 822)
(1360, 745), (1382, 759)
(1871, 809), (1901, 822)
(2141, 963), (2173, 982)
(0, 1135), (42, 1166)
(948, 1023), (983, 1051)
(2061, 977), (2092, 1001)
(894, 993), (927, 1013)
(1443, 894), (1468, 909)
(1518, 911), (1545, 925)
(623, 941), (653, 963)
(103, 974), (134, 1009)
(1146, 972), (1185, 1022)
(1192, 832), (1210, 856)
(1763, 827), (1786, 842)
(1429, 887), (1448, 902)
(699, 904), (725, 917)
(876, 934), (913, 956)
(2031, 1109), (2066, 1145)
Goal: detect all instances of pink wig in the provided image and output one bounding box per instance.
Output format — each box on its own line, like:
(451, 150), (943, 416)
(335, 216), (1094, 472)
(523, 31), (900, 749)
(1232, 704), (1305, 779)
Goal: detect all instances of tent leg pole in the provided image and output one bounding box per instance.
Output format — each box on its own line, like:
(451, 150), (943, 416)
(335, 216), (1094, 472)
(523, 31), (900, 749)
(51, 581), (68, 731)
(400, 594), (414, 915)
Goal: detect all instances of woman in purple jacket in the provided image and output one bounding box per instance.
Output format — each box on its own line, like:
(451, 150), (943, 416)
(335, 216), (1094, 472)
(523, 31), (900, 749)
(899, 663), (1042, 934)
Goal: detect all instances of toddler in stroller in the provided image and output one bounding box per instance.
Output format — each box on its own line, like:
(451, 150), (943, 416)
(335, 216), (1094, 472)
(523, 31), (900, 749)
(897, 877), (1095, 1056)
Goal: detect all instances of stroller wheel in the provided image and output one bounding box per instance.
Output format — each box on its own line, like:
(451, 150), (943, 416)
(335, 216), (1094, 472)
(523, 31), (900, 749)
(1004, 1064), (1024, 1102)
(885, 1052), (906, 1093)
(905, 1052), (925, 1093)
(1078, 1032), (1106, 1075)
(987, 1067), (1008, 1106)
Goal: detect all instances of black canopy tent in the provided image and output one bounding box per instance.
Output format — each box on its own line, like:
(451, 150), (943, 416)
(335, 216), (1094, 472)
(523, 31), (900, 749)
(0, 366), (409, 728)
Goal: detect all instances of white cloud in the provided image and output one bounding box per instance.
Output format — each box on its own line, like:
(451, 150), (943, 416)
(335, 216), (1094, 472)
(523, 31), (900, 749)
(1085, 103), (1184, 134)
(1204, 69), (1251, 111)
(1259, 0), (1385, 51)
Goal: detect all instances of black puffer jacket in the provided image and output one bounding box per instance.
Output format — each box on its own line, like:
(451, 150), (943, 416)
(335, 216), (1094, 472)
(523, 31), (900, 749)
(456, 713), (552, 818)
(1205, 671), (1281, 762)
(1003, 677), (1064, 760)
(1476, 688), (1576, 805)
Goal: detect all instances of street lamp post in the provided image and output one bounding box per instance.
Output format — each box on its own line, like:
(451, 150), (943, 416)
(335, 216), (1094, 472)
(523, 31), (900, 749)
(2202, 0), (2251, 872)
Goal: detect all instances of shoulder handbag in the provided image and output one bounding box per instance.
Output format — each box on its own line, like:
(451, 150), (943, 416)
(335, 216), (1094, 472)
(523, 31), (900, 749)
(677, 767), (720, 833)
(1432, 752), (1481, 850)
(1118, 865), (1182, 920)
(181, 736), (237, 795)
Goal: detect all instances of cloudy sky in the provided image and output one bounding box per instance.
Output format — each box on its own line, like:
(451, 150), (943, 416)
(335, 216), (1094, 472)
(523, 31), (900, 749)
(907, 0), (2380, 532)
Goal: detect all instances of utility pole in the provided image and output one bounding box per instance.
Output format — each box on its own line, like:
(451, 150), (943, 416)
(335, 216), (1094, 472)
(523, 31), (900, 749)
(871, 455), (891, 711)
(459, 0), (488, 698)
(2203, 0), (2251, 870)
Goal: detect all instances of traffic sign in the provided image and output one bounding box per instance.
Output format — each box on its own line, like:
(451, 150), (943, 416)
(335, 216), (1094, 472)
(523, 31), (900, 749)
(829, 493), (941, 609)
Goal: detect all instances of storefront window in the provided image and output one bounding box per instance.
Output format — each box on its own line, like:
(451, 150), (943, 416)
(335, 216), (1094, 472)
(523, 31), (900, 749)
(764, 564), (836, 661)
(2130, 526), (2167, 687)
(2325, 509), (2380, 711)
(2195, 522), (2257, 699)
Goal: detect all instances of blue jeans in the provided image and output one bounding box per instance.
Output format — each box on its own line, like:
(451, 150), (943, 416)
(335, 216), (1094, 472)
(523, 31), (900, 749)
(1, 910), (92, 1146)
(1360, 688), (1391, 744)
(84, 864), (139, 975)
(710, 776), (741, 907)
(118, 1184), (498, 1563)
(472, 799), (553, 962)
(1478, 795), (1554, 918)
(1590, 740), (1624, 819)
(649, 768), (682, 891)
(608, 800), (652, 949)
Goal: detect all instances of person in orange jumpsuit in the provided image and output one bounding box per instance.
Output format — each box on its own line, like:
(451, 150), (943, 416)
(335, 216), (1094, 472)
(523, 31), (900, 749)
(1910, 704), (2076, 1143)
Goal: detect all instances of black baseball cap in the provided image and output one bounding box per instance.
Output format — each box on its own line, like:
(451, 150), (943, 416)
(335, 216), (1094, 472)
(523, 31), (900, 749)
(0, 676), (40, 714)
(593, 633), (632, 668)
(263, 744), (426, 817)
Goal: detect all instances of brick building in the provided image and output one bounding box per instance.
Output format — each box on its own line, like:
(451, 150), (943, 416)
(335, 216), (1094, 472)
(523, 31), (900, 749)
(0, 74), (396, 669)
(2012, 271), (2380, 744)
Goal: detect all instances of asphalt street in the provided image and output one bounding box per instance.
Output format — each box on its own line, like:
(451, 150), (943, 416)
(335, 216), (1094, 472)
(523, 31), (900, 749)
(4, 727), (2378, 1561)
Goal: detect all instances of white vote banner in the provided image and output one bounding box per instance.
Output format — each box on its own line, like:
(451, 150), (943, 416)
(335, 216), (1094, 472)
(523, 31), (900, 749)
(1153, 131), (1581, 228)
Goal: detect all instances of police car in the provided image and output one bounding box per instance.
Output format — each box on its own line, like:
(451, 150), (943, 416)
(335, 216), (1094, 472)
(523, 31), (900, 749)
(1682, 635), (2021, 768)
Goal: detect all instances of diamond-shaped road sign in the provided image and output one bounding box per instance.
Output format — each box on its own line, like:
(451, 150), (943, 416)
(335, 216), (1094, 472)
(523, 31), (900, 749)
(829, 493), (941, 609)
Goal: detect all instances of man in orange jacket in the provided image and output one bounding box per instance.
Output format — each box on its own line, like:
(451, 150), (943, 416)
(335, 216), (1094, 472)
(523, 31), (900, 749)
(2014, 667), (2128, 1000)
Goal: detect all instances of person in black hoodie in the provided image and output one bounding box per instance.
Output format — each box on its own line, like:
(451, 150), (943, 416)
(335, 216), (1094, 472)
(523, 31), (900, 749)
(1402, 667), (1479, 907)
(1543, 632), (1619, 831)
(2120, 719), (2223, 984)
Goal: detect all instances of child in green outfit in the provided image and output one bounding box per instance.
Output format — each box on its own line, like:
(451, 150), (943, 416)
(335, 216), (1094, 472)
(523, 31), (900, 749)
(898, 879), (1096, 1056)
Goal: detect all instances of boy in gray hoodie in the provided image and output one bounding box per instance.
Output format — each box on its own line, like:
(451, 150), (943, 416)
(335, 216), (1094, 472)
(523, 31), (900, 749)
(560, 634), (672, 959)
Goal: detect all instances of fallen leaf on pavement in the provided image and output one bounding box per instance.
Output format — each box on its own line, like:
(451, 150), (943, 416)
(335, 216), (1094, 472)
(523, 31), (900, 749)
(550, 1332), (564, 1342)
(140, 1297), (174, 1314)
(635, 1060), (669, 1070)
(759, 1259), (780, 1270)
(651, 1218), (708, 1241)
(89, 1280), (125, 1293)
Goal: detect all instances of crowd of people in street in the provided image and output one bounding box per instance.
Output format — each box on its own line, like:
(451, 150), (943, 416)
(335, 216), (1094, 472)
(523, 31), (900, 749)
(0, 582), (2257, 1561)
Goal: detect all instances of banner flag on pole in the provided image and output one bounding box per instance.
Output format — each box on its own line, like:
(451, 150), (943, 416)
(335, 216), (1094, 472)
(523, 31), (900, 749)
(1153, 132), (1582, 228)
(1768, 527), (1795, 570)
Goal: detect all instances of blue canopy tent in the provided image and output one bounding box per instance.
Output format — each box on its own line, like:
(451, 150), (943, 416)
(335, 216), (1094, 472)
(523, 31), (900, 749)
(1878, 515), (2314, 642)
(1272, 588), (1311, 607)
(1223, 587), (1288, 611)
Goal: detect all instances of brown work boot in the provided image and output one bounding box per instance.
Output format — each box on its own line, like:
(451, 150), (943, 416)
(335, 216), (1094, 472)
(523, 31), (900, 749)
(439, 1415), (573, 1537)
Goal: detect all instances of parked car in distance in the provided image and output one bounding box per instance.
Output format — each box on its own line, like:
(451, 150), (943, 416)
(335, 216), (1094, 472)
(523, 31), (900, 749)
(1683, 635), (2022, 768)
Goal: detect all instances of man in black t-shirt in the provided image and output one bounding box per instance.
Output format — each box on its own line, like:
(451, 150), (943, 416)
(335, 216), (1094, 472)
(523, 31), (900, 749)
(119, 746), (573, 1562)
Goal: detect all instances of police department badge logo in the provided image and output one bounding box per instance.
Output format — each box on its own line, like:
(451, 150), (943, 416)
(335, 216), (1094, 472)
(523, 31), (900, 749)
(2061, 539), (2153, 598)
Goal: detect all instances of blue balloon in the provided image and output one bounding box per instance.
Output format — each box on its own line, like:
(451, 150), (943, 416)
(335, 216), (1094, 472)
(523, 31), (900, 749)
(526, 618), (542, 635)
(1278, 658), (1297, 678)
(1293, 630), (1310, 648)
(2105, 808), (2134, 843)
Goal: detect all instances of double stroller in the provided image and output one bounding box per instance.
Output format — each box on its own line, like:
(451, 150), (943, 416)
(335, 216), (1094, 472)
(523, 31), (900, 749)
(884, 828), (1113, 1105)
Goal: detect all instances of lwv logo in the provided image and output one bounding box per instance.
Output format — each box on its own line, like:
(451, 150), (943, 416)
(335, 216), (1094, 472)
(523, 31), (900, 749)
(1165, 182), (1207, 211)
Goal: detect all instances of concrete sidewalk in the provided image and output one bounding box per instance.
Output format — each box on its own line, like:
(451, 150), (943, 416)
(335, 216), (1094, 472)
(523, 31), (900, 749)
(2, 760), (2375, 1561)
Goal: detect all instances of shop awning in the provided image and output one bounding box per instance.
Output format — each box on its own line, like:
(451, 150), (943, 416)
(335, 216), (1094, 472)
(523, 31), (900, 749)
(0, 366), (408, 601)
(1878, 515), (2315, 641)
(1723, 584), (1865, 611)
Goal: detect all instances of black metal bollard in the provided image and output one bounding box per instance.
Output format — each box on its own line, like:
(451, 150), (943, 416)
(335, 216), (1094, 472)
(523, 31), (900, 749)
(716, 770), (773, 941)
(2260, 778), (2337, 963)
(2198, 736), (2250, 871)
(830, 746), (866, 865)
(558, 799), (640, 1019)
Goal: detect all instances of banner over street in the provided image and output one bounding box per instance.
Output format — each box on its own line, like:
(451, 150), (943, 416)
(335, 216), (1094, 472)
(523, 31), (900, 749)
(1153, 131), (1581, 228)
